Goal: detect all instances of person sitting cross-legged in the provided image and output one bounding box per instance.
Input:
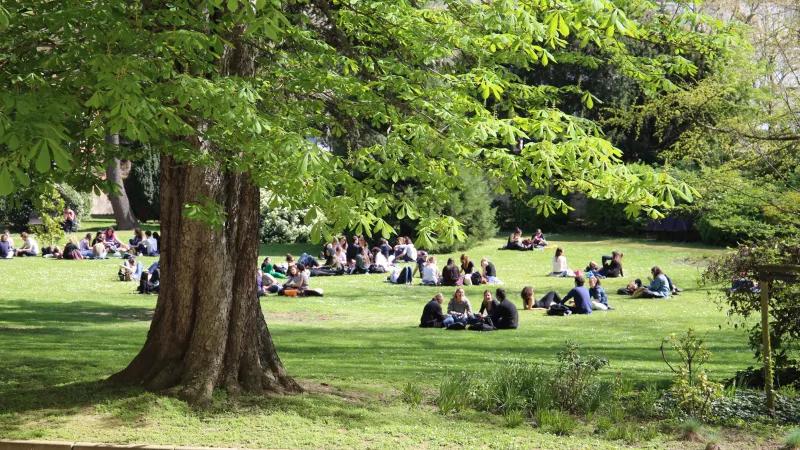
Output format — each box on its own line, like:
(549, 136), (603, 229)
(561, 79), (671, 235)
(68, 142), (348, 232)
(489, 288), (519, 329)
(419, 293), (449, 328)
(15, 232), (39, 257)
(559, 276), (592, 315)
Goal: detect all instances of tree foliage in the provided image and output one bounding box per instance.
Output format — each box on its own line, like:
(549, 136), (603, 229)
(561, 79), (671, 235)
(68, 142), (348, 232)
(0, 0), (739, 246)
(703, 241), (800, 370)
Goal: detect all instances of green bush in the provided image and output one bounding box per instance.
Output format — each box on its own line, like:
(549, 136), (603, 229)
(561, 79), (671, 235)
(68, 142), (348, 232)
(784, 428), (800, 449)
(31, 187), (66, 247)
(583, 198), (647, 235)
(259, 206), (317, 244)
(535, 409), (579, 436)
(54, 184), (92, 224)
(399, 382), (422, 408)
(0, 193), (33, 231)
(434, 372), (473, 415)
(124, 151), (161, 221)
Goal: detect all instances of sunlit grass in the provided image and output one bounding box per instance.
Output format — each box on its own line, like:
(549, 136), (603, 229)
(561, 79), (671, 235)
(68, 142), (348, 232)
(0, 220), (764, 448)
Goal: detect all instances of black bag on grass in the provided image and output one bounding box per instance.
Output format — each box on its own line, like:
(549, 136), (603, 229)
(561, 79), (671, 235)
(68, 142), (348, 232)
(547, 304), (572, 316)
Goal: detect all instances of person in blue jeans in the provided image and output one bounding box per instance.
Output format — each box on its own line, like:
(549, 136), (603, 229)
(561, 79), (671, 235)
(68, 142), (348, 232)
(560, 276), (592, 315)
(639, 266), (671, 298)
(589, 276), (612, 310)
(443, 287), (475, 327)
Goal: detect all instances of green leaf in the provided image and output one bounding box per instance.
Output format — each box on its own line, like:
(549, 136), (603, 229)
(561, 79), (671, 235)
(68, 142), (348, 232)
(51, 144), (72, 170)
(0, 167), (13, 196)
(227, 0), (238, 12)
(12, 167), (30, 187)
(35, 143), (51, 173)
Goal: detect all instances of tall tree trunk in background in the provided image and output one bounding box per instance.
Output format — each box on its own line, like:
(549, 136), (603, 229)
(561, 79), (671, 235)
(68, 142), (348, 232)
(110, 27), (301, 406)
(105, 134), (140, 230)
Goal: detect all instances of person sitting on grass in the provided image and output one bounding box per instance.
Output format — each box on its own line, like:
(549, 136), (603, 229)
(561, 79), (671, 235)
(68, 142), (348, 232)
(477, 289), (499, 317)
(3, 229), (15, 249)
(15, 232), (39, 257)
(280, 263), (309, 295)
(481, 257), (502, 284)
(520, 285), (562, 310)
(419, 293), (449, 328)
(345, 235), (362, 263)
(443, 287), (474, 327)
(559, 276), (592, 315)
(530, 229), (547, 248)
(489, 288), (519, 329)
(549, 247), (573, 277)
(598, 250), (624, 278)
(350, 252), (369, 275)
(261, 256), (287, 279)
(0, 233), (12, 259)
(104, 227), (129, 253)
(379, 238), (393, 260)
(119, 255), (144, 281)
(589, 276), (612, 310)
(441, 258), (460, 287)
(638, 266), (671, 298)
(421, 256), (440, 286)
(257, 269), (279, 296)
(142, 230), (159, 256)
(394, 236), (418, 263)
(372, 247), (390, 271)
(62, 236), (81, 260)
(503, 227), (526, 250)
(78, 233), (95, 258)
(130, 228), (145, 248)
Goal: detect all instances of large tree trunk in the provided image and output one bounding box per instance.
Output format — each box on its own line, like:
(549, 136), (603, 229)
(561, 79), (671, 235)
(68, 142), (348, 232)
(109, 154), (301, 405)
(105, 134), (140, 230)
(109, 23), (301, 406)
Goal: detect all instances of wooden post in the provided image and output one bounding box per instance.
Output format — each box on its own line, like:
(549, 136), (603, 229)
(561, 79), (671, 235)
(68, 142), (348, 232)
(759, 279), (774, 412)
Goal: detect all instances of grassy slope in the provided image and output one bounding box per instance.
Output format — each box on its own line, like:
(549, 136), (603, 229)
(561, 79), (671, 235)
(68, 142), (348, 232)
(0, 221), (768, 448)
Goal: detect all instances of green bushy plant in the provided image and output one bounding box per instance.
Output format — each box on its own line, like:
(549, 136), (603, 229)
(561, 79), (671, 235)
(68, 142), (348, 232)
(784, 428), (800, 449)
(661, 329), (723, 420)
(435, 372), (472, 415)
(502, 408), (525, 428)
(31, 187), (66, 247)
(535, 409), (578, 436)
(400, 382), (422, 408)
(0, 193), (33, 230)
(124, 150), (161, 221)
(552, 342), (610, 413)
(583, 198), (647, 235)
(259, 203), (319, 244)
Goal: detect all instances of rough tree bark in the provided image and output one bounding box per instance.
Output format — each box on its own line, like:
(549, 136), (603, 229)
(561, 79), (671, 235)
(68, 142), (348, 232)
(105, 134), (140, 230)
(109, 25), (301, 406)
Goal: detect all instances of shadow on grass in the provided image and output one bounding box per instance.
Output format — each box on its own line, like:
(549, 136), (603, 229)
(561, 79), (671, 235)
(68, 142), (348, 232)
(0, 299), (154, 325)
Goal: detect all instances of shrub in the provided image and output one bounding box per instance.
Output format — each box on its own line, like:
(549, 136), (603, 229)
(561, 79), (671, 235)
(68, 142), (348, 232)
(54, 183), (92, 224)
(661, 329), (723, 419)
(435, 372), (472, 415)
(31, 187), (66, 247)
(583, 198), (647, 235)
(552, 342), (610, 413)
(259, 204), (319, 244)
(703, 241), (800, 372)
(400, 382), (422, 407)
(124, 151), (161, 221)
(603, 422), (660, 443)
(784, 429), (800, 449)
(678, 417), (704, 441)
(0, 193), (33, 230)
(535, 409), (578, 436)
(502, 409), (525, 428)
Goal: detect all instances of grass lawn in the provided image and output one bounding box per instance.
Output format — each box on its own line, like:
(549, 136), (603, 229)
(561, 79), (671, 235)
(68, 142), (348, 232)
(0, 220), (783, 449)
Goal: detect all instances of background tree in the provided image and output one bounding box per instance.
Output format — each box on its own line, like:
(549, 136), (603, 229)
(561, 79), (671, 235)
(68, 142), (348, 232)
(0, 0), (735, 405)
(124, 149), (161, 222)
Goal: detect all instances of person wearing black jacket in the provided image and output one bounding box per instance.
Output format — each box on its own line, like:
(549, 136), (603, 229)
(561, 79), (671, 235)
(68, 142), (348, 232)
(345, 235), (362, 263)
(420, 293), (449, 328)
(598, 251), (624, 278)
(489, 288), (518, 329)
(441, 258), (460, 286)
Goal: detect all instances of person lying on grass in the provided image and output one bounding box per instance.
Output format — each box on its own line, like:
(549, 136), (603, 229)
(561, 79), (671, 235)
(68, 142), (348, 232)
(520, 285), (562, 311)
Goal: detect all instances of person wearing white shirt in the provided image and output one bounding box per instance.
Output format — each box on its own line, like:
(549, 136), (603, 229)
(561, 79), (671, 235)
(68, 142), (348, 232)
(15, 232), (38, 257)
(421, 256), (440, 285)
(550, 247), (572, 277)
